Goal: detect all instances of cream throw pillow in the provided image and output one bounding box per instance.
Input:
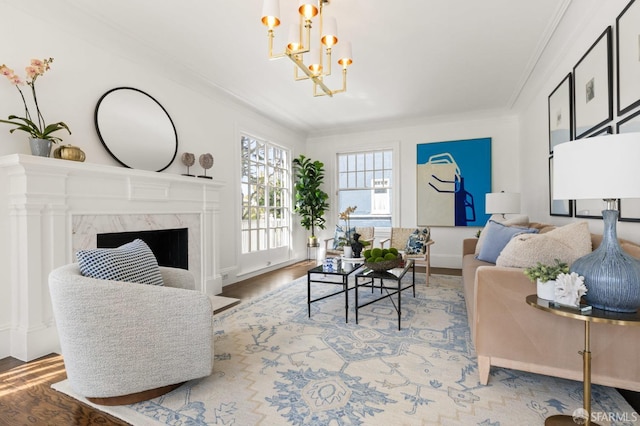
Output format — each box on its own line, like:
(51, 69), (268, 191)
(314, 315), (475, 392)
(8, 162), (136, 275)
(496, 221), (592, 268)
(475, 214), (529, 255)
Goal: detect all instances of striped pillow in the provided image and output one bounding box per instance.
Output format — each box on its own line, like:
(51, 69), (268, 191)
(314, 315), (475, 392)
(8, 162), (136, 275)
(76, 239), (164, 286)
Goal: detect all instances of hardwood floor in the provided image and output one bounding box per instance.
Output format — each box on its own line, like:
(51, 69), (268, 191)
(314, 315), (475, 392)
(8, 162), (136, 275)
(0, 262), (636, 425)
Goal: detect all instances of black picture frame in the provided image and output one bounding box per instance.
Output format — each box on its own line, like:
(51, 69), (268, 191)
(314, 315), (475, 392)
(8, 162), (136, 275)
(549, 156), (573, 217)
(617, 107), (640, 133)
(548, 73), (573, 154)
(616, 110), (640, 221)
(574, 126), (612, 219)
(573, 27), (613, 139)
(616, 0), (640, 115)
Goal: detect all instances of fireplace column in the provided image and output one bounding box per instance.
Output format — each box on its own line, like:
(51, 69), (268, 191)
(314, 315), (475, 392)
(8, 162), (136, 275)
(7, 165), (69, 361)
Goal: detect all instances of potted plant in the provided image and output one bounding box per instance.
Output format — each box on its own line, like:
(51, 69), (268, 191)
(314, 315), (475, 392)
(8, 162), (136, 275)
(524, 259), (569, 301)
(0, 57), (71, 157)
(292, 154), (329, 246)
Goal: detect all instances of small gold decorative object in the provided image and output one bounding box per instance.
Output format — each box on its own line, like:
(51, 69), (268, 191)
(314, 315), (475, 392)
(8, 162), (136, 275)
(53, 144), (85, 162)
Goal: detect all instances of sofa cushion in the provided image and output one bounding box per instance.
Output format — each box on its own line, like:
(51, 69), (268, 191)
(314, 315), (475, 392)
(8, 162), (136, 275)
(76, 239), (164, 286)
(476, 220), (538, 264)
(405, 228), (431, 254)
(496, 221), (592, 268)
(475, 214), (529, 254)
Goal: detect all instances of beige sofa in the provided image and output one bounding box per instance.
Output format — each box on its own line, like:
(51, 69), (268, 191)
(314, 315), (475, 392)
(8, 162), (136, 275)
(462, 235), (640, 392)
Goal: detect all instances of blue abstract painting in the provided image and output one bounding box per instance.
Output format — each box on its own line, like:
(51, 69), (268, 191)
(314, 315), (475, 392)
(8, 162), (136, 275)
(416, 138), (491, 227)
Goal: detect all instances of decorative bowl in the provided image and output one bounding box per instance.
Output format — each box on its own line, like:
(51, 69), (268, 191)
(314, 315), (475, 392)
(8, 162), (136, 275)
(364, 256), (403, 271)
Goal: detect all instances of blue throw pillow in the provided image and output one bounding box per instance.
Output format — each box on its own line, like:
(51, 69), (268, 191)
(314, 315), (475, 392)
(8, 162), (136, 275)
(76, 239), (164, 286)
(405, 228), (431, 254)
(476, 220), (538, 264)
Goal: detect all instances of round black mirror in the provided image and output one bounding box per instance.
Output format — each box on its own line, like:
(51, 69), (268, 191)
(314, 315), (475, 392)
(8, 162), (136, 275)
(95, 87), (178, 172)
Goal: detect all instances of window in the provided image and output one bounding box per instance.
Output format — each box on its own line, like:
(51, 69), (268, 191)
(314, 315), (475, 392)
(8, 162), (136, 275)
(241, 135), (290, 253)
(337, 150), (393, 227)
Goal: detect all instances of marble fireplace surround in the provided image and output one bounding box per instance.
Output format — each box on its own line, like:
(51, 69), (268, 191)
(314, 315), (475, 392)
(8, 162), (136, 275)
(0, 154), (224, 361)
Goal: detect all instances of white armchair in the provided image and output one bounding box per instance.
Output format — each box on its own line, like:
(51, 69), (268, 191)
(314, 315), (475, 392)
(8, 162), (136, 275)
(49, 263), (213, 405)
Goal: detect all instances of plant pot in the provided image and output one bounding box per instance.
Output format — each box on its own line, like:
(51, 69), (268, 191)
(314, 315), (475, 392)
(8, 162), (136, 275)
(308, 236), (318, 247)
(343, 246), (353, 258)
(537, 279), (556, 301)
(29, 138), (52, 157)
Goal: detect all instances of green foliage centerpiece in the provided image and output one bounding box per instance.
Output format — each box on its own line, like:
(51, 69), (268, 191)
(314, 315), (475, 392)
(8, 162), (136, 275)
(363, 247), (402, 271)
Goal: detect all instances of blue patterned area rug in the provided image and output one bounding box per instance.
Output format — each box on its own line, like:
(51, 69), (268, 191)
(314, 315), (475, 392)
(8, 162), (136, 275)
(52, 273), (636, 425)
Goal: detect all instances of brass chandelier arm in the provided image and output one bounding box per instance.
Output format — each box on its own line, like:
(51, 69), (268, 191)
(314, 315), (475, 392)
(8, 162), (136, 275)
(294, 49), (332, 81)
(287, 52), (334, 97)
(313, 68), (347, 97)
(267, 30), (286, 60)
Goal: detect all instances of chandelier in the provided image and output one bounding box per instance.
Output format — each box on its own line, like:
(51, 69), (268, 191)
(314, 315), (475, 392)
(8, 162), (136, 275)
(260, 0), (353, 97)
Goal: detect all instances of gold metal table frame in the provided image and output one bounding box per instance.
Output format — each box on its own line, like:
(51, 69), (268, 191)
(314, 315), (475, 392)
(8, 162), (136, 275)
(526, 295), (640, 426)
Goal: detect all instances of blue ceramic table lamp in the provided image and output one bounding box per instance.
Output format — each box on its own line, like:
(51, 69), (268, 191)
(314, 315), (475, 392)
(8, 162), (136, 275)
(553, 133), (640, 312)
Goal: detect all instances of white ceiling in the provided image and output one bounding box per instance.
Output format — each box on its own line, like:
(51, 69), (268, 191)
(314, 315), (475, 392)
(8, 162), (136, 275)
(11, 0), (571, 137)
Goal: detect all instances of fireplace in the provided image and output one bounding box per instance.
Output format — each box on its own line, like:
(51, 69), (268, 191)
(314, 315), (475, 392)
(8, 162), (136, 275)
(0, 154), (223, 361)
(97, 228), (189, 270)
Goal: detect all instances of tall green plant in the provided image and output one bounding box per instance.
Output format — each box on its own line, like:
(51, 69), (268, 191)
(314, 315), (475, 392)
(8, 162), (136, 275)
(292, 155), (329, 238)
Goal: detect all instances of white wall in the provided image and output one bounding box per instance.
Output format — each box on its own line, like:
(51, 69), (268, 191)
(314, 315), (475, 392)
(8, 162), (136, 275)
(306, 112), (520, 269)
(0, 1), (306, 354)
(516, 0), (640, 244)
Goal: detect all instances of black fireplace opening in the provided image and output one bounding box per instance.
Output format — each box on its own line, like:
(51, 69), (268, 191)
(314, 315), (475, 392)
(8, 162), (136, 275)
(97, 228), (188, 270)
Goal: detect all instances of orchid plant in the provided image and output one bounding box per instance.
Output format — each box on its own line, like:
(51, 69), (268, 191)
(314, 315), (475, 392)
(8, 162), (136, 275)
(338, 205), (357, 246)
(0, 57), (71, 143)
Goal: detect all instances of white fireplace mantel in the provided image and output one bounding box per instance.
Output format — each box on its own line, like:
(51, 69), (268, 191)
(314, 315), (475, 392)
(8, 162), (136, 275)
(0, 154), (225, 361)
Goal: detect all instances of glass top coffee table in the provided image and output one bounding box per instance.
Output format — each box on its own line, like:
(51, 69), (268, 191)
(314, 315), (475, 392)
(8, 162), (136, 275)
(354, 259), (415, 330)
(307, 262), (363, 323)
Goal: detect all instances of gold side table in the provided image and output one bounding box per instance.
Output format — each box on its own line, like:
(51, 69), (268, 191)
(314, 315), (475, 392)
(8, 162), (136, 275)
(526, 295), (640, 426)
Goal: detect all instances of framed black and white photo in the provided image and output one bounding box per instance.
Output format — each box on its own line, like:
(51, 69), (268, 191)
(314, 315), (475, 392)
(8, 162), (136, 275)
(575, 126), (612, 219)
(617, 0), (640, 115)
(573, 27), (613, 139)
(549, 156), (573, 217)
(548, 73), (573, 154)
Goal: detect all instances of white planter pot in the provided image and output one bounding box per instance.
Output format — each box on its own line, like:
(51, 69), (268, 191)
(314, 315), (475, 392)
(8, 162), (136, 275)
(343, 246), (353, 258)
(537, 279), (556, 301)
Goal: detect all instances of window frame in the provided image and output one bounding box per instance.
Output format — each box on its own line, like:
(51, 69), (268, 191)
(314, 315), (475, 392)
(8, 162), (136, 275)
(336, 149), (394, 228)
(240, 134), (291, 254)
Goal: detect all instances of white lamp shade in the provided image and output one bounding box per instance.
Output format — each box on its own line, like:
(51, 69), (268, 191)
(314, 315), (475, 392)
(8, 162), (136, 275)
(308, 48), (323, 74)
(553, 132), (640, 200)
(261, 0), (280, 28)
(337, 41), (353, 67)
(321, 17), (338, 47)
(287, 23), (301, 51)
(298, 0), (319, 19)
(485, 192), (520, 214)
